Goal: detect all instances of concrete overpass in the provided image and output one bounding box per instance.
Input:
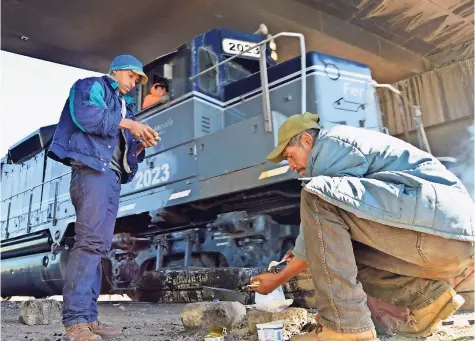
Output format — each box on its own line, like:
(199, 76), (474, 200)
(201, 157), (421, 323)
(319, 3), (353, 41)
(1, 0), (473, 83)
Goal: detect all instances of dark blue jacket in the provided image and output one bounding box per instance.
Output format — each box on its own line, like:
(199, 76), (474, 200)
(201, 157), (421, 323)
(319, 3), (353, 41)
(48, 75), (145, 184)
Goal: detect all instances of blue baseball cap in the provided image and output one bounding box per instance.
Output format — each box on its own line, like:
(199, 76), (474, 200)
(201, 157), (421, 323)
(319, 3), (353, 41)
(109, 54), (148, 85)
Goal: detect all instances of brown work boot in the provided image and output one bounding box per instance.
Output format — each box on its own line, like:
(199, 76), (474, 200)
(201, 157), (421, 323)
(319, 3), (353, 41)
(88, 320), (122, 339)
(291, 323), (380, 340)
(396, 288), (465, 337)
(63, 323), (102, 341)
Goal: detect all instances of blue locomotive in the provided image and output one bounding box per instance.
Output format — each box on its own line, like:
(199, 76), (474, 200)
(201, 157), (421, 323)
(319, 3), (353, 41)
(0, 27), (385, 298)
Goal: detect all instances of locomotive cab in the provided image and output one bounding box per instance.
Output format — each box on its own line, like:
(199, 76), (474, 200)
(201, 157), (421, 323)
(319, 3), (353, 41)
(135, 28), (276, 112)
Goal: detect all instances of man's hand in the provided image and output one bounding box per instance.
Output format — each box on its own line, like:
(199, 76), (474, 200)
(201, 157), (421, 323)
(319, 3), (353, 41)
(136, 137), (158, 155)
(120, 118), (159, 142)
(249, 255), (309, 295)
(282, 249), (294, 262)
(249, 273), (283, 295)
(140, 138), (158, 148)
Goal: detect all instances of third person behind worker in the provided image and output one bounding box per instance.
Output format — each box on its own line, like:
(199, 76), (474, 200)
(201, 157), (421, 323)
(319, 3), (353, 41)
(250, 113), (474, 341)
(142, 82), (169, 109)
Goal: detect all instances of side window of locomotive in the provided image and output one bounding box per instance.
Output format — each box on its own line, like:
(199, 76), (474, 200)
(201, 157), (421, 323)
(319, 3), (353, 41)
(139, 67), (170, 111)
(198, 47), (219, 95)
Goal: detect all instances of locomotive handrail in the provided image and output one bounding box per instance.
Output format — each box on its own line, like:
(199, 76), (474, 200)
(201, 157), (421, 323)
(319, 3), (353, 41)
(370, 80), (402, 95)
(0, 171), (71, 203)
(370, 80), (410, 141)
(190, 32), (307, 132)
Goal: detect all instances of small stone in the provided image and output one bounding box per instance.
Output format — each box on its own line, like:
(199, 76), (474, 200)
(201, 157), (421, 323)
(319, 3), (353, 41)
(19, 299), (62, 326)
(180, 301), (246, 331)
(118, 305), (126, 311)
(247, 307), (313, 338)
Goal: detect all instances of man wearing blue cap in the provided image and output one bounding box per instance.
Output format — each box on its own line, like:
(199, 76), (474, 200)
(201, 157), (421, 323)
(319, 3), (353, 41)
(48, 55), (158, 340)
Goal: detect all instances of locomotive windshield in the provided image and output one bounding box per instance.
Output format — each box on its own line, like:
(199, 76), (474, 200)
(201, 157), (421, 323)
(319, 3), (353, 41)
(225, 59), (257, 84)
(222, 38), (262, 84)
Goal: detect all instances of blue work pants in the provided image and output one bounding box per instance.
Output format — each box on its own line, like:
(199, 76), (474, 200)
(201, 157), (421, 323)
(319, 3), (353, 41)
(62, 165), (121, 326)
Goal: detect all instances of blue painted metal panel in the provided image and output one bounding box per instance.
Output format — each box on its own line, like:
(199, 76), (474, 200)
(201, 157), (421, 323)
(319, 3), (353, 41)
(121, 142), (198, 198)
(197, 115), (275, 180)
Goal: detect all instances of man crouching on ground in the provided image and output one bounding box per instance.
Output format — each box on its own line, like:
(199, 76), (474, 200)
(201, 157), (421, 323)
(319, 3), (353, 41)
(250, 113), (474, 341)
(48, 55), (159, 341)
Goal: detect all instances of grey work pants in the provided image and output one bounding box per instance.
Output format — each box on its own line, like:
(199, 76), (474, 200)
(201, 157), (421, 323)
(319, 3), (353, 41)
(300, 188), (474, 333)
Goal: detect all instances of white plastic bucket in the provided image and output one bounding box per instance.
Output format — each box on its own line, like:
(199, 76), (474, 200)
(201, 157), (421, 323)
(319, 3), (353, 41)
(256, 321), (284, 341)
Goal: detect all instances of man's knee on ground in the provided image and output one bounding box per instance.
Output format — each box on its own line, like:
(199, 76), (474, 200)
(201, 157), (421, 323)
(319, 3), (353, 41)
(356, 264), (452, 309)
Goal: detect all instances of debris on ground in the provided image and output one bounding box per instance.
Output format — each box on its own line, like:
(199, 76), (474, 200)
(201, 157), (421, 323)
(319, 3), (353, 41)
(18, 299), (62, 326)
(2, 301), (474, 341)
(247, 307), (317, 339)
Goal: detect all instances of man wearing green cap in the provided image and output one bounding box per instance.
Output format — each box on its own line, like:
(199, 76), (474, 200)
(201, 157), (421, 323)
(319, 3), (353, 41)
(48, 54), (159, 340)
(250, 113), (474, 340)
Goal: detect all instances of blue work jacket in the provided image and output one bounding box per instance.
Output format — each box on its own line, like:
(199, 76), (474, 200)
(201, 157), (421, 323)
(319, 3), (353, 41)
(48, 75), (145, 184)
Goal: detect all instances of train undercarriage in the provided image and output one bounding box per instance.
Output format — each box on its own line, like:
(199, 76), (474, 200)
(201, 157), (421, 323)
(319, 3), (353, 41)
(1, 182), (302, 299)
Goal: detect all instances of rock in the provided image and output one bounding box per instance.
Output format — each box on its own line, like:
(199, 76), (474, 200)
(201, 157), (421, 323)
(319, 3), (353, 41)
(180, 301), (246, 331)
(19, 299), (62, 326)
(247, 307), (317, 339)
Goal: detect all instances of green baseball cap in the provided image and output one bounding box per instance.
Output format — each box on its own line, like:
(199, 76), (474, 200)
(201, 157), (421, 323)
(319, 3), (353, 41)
(266, 112), (321, 163)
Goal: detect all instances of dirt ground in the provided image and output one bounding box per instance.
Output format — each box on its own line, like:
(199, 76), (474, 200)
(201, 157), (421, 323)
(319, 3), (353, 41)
(1, 301), (474, 341)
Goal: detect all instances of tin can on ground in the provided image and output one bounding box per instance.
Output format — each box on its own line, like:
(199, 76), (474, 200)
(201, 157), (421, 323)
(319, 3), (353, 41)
(205, 326), (226, 341)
